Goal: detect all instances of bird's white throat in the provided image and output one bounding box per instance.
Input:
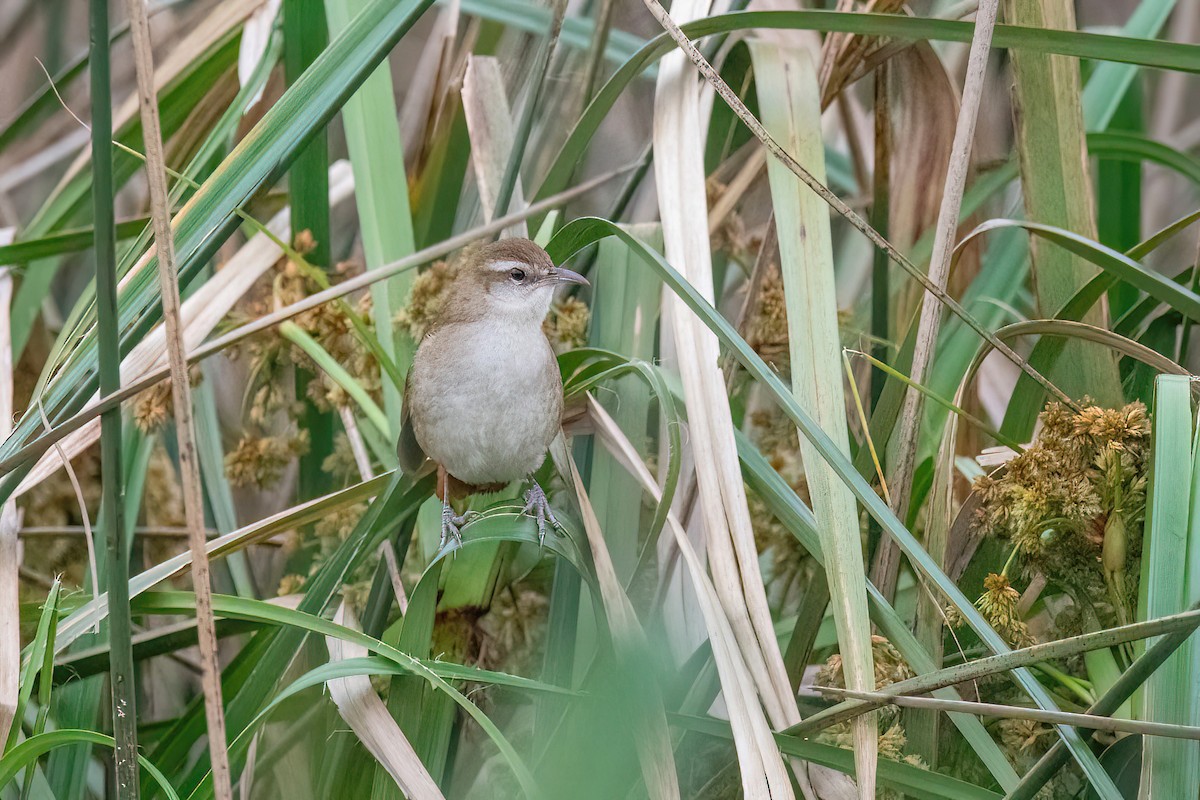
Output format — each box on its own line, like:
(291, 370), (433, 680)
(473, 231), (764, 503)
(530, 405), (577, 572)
(481, 280), (555, 326)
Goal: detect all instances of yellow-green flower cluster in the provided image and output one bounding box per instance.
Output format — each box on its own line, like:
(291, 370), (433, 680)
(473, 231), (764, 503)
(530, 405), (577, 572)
(396, 258), (458, 340)
(745, 272), (789, 374)
(224, 431), (311, 489)
(814, 635), (917, 758)
(543, 296), (590, 354)
(973, 402), (1148, 622)
(133, 365), (203, 433)
(975, 572), (1035, 648)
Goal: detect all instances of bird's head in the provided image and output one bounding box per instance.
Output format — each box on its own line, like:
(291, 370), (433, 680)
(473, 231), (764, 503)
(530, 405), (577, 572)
(462, 238), (589, 324)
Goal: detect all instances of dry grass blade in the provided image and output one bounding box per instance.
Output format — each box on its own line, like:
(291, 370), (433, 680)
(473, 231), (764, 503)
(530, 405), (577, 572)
(587, 397), (793, 798)
(882, 0), (999, 603)
(0, 243), (17, 749)
(462, 55), (527, 237)
(841, 1), (982, 90)
(650, 3), (818, 796)
(56, 0), (268, 192)
(123, 0), (232, 794)
(34, 400), (99, 632)
(398, 1), (459, 166)
(325, 604), (444, 799)
(817, 0), (905, 108)
(637, 0), (1071, 411)
(883, 41), (963, 320)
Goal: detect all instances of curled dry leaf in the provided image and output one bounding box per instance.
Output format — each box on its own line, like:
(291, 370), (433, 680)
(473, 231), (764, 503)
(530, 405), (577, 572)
(325, 603), (444, 800)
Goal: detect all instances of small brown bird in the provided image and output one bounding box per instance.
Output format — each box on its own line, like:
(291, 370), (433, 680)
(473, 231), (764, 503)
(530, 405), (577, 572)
(398, 238), (588, 548)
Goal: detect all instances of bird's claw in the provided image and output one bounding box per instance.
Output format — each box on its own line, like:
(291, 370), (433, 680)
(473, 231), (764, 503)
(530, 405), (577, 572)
(440, 502), (475, 551)
(522, 480), (563, 545)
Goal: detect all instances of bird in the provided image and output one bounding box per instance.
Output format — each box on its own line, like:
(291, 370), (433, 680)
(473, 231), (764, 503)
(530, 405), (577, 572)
(398, 238), (589, 549)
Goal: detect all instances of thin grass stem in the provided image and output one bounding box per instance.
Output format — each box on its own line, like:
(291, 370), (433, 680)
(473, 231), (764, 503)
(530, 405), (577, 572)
(88, 0), (138, 793)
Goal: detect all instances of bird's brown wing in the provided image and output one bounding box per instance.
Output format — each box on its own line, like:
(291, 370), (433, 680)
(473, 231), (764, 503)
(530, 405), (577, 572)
(397, 371), (428, 475)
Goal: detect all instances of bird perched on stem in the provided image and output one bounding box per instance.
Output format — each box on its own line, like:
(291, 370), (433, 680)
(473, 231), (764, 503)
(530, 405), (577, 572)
(398, 238), (588, 548)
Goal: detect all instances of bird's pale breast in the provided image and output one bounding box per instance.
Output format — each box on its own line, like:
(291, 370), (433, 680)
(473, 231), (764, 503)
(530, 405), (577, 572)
(408, 320), (563, 486)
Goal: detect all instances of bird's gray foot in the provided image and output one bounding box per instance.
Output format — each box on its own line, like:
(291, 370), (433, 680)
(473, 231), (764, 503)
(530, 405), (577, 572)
(521, 479), (562, 545)
(440, 500), (474, 550)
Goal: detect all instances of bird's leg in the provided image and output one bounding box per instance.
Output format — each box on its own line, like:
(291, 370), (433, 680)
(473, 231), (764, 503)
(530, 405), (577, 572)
(440, 495), (472, 550)
(521, 478), (563, 545)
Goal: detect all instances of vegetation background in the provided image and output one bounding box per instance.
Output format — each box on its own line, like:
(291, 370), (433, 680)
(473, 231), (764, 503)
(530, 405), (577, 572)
(1, 0), (1200, 798)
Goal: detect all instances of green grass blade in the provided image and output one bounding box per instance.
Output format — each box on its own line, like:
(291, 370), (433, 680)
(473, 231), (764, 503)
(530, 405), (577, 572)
(967, 214), (1200, 437)
(279, 321), (390, 437)
(1081, 0), (1177, 131)
(584, 229), (662, 579)
(738, 436), (1021, 791)
(131, 592), (570, 695)
(156, 473), (432, 795)
(12, 28), (241, 363)
(1089, 130), (1200, 186)
(0, 0), (438, 501)
(18, 582), (60, 800)
(534, 10), (1200, 208)
(284, 0), (335, 499)
(325, 0), (418, 431)
(191, 378), (256, 598)
(186, 646), (553, 800)
(88, 0), (139, 792)
(455, 0), (643, 64)
(1138, 375), (1199, 796)
(0, 218), (149, 265)
(4, 582), (61, 754)
(0, 731), (180, 800)
(1003, 0), (1120, 405)
(1009, 598), (1200, 798)
(750, 40), (876, 796)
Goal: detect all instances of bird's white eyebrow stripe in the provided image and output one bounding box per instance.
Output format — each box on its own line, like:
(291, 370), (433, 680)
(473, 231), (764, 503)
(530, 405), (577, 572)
(488, 259), (529, 271)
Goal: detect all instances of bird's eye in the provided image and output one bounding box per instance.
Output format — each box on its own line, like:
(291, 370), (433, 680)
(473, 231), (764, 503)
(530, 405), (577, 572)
(509, 268), (526, 282)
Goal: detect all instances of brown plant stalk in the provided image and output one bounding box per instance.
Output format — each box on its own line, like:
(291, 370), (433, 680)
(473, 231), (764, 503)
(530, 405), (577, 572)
(876, 0), (1000, 600)
(122, 0), (232, 796)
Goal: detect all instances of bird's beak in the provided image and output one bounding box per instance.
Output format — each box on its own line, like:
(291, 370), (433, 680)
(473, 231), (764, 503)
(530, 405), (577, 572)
(550, 267), (589, 286)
